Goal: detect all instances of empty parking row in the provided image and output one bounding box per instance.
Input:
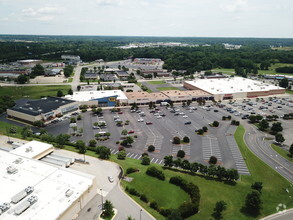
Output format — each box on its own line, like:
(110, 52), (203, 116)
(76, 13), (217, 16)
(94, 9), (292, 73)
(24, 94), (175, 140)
(202, 135), (222, 161)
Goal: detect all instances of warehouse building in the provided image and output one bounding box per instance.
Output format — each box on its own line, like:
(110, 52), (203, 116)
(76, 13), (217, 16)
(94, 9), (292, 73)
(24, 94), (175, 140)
(7, 97), (78, 124)
(64, 90), (128, 107)
(184, 77), (285, 101)
(0, 150), (97, 220)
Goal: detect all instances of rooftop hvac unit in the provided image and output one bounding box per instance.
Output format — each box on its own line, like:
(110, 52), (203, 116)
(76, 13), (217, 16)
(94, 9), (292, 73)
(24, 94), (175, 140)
(25, 146), (32, 152)
(7, 166), (18, 174)
(0, 203), (10, 213)
(14, 158), (23, 164)
(65, 189), (73, 197)
(55, 100), (59, 102)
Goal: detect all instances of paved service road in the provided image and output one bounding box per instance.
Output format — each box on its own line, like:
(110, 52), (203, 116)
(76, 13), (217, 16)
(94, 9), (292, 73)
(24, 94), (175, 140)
(106, 184), (155, 220)
(243, 123), (293, 183)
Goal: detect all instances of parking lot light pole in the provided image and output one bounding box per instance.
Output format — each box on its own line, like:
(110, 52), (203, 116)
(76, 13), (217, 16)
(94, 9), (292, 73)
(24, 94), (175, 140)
(140, 209), (142, 220)
(100, 189), (103, 210)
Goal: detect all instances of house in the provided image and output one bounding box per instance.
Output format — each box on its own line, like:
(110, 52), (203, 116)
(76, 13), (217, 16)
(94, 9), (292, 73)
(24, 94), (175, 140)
(116, 71), (129, 80)
(99, 74), (117, 82)
(84, 73), (97, 80)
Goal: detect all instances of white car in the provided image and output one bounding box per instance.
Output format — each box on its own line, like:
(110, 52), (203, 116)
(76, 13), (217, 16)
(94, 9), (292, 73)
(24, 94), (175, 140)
(137, 118), (144, 122)
(179, 112), (185, 115)
(182, 115), (188, 118)
(108, 176), (114, 183)
(156, 115), (162, 119)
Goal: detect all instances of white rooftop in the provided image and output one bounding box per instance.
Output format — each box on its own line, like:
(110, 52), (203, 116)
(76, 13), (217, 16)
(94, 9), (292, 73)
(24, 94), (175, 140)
(64, 90), (128, 102)
(0, 150), (95, 220)
(10, 140), (53, 159)
(185, 77), (283, 94)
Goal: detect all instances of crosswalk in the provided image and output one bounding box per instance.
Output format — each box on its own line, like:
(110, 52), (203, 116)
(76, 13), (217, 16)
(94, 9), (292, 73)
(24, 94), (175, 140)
(202, 135), (222, 161)
(110, 148), (164, 165)
(226, 126), (250, 175)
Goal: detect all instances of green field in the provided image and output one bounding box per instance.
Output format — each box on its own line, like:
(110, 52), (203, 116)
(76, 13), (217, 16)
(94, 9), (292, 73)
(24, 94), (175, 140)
(212, 63), (293, 75)
(271, 144), (293, 162)
(156, 87), (180, 91)
(147, 80), (166, 85)
(286, 90), (293, 95)
(0, 121), (22, 139)
(67, 78), (73, 83)
(0, 85), (71, 100)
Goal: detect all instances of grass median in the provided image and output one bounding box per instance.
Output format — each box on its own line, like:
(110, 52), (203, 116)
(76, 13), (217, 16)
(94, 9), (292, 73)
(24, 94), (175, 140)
(271, 144), (293, 162)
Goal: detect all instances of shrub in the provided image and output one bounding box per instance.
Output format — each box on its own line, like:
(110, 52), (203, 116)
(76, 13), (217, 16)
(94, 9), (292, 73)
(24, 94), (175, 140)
(150, 201), (158, 210)
(142, 152), (149, 157)
(128, 188), (140, 197)
(141, 156), (150, 165)
(117, 150), (126, 160)
(9, 127), (17, 134)
(173, 136), (181, 144)
(177, 150), (186, 158)
(213, 121), (219, 127)
(126, 167), (139, 175)
(148, 145), (155, 152)
(179, 202), (199, 218)
(116, 141), (120, 144)
(96, 146), (111, 159)
(209, 156), (218, 165)
(140, 194), (148, 203)
(159, 208), (172, 217)
(146, 166), (165, 180)
(202, 126), (208, 132)
(197, 129), (204, 135)
(183, 136), (190, 143)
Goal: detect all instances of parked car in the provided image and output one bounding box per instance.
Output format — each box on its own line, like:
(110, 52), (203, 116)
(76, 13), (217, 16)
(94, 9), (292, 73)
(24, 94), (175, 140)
(128, 130), (135, 134)
(184, 121), (192, 125)
(146, 122), (153, 125)
(182, 115), (188, 118)
(214, 109), (219, 112)
(137, 118), (144, 122)
(118, 111), (123, 114)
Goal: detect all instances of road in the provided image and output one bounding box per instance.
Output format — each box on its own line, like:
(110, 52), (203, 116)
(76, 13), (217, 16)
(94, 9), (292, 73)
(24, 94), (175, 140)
(243, 123), (293, 183)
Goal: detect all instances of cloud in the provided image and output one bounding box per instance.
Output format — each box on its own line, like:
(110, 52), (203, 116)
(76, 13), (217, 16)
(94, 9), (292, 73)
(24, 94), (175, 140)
(221, 0), (248, 13)
(21, 6), (65, 22)
(96, 0), (122, 6)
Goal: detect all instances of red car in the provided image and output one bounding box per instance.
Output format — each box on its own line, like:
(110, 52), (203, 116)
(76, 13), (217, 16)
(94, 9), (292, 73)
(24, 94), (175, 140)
(146, 122), (153, 125)
(128, 130), (135, 134)
(118, 112), (123, 114)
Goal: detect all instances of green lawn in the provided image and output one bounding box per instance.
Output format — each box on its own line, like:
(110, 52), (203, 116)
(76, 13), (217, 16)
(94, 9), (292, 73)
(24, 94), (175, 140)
(286, 90), (293, 95)
(271, 144), (293, 162)
(67, 78), (73, 83)
(0, 85), (71, 100)
(156, 87), (180, 91)
(147, 81), (166, 85)
(0, 121), (22, 139)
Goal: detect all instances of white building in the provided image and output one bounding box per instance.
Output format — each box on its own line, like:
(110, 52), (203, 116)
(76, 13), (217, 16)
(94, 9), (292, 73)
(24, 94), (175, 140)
(64, 90), (128, 107)
(0, 150), (97, 220)
(184, 77), (285, 101)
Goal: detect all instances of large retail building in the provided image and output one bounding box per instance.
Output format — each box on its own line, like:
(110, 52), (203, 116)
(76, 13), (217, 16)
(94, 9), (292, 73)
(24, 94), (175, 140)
(184, 77), (285, 101)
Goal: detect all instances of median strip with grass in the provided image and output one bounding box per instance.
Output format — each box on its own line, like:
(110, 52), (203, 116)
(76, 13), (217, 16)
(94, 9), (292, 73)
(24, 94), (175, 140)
(156, 87), (180, 91)
(147, 80), (166, 85)
(271, 144), (293, 162)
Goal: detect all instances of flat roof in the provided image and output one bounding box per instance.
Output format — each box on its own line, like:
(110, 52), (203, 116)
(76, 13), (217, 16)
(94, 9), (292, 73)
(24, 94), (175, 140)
(125, 91), (153, 100)
(10, 97), (76, 116)
(161, 90), (211, 97)
(148, 92), (170, 100)
(0, 150), (95, 220)
(185, 77), (284, 94)
(65, 90), (128, 102)
(10, 140), (53, 159)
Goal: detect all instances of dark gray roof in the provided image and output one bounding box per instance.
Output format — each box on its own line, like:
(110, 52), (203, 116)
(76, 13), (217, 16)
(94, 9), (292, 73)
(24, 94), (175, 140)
(84, 73), (97, 79)
(99, 74), (116, 81)
(10, 97), (76, 116)
(116, 71), (129, 77)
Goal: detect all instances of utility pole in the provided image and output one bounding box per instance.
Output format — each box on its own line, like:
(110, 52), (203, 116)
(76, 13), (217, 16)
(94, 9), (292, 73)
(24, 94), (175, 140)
(100, 189), (103, 210)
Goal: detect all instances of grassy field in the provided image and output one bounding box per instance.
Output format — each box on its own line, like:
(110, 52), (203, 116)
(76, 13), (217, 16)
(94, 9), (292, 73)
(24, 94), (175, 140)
(212, 63), (293, 75)
(0, 121), (22, 139)
(271, 144), (293, 162)
(67, 78), (73, 83)
(0, 85), (71, 100)
(286, 90), (293, 95)
(156, 87), (180, 91)
(136, 82), (152, 93)
(147, 80), (166, 85)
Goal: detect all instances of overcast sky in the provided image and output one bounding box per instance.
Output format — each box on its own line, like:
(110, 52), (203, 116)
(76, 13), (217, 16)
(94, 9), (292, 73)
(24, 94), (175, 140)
(0, 0), (292, 38)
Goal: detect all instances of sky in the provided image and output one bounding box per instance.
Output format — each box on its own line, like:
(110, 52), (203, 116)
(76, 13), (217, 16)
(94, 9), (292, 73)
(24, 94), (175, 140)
(0, 0), (293, 38)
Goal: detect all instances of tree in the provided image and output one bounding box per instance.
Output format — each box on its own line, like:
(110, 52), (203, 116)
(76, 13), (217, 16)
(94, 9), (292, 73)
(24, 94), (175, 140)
(89, 139), (97, 148)
(68, 88), (73, 95)
(177, 150), (185, 158)
(271, 122), (283, 134)
(117, 150), (126, 160)
(31, 64), (45, 77)
(141, 156), (150, 165)
(33, 120), (44, 127)
(77, 85), (81, 91)
(244, 190), (262, 215)
(15, 74), (28, 84)
(75, 140), (85, 149)
(167, 210), (183, 220)
(121, 129), (128, 136)
(209, 156), (218, 165)
(213, 200), (227, 220)
(148, 145), (155, 152)
(290, 144), (293, 157)
(213, 121), (219, 127)
(259, 119), (269, 131)
(21, 126), (33, 138)
(251, 182), (263, 193)
(202, 126), (208, 132)
(55, 134), (70, 146)
(173, 136), (181, 144)
(164, 155), (174, 167)
(57, 90), (63, 97)
(279, 78), (289, 88)
(183, 136), (190, 143)
(173, 158), (182, 168)
(275, 133), (285, 144)
(101, 200), (114, 218)
(96, 146), (111, 159)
